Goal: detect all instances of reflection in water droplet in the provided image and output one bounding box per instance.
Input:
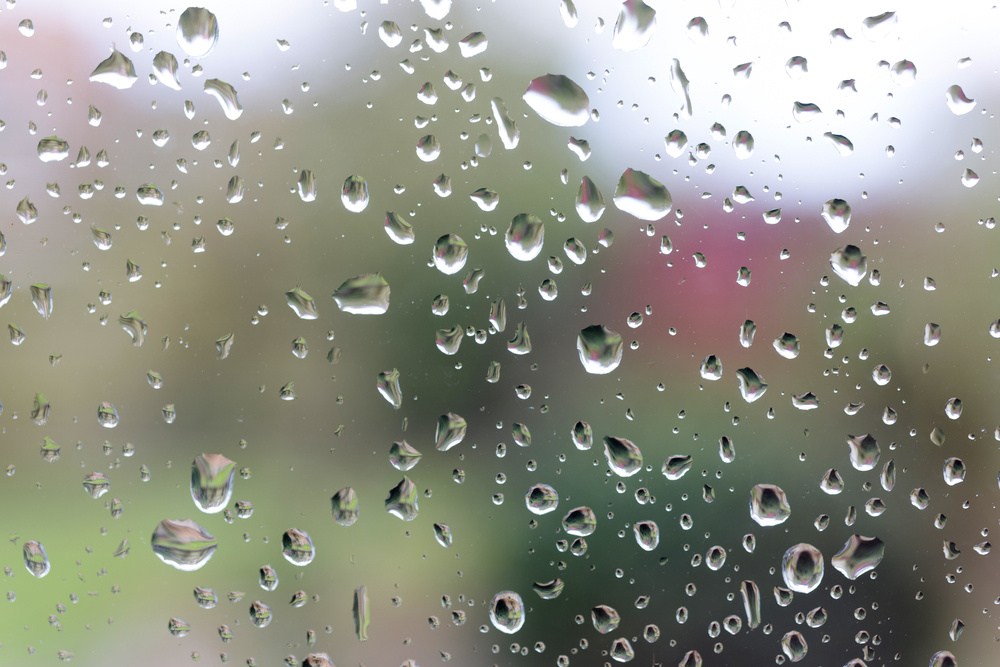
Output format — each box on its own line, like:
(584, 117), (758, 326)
(282, 527), (315, 565)
(177, 7), (219, 58)
(331, 487), (359, 526)
(204, 78), (242, 120)
(781, 630), (808, 662)
(613, 168), (672, 221)
(572, 421), (593, 450)
(433, 234), (469, 275)
(662, 455), (693, 480)
(505, 214), (545, 261)
(333, 273), (390, 314)
(750, 484), (791, 526)
(433, 522), (453, 547)
(735, 367), (767, 402)
(377, 369), (402, 409)
(286, 287), (319, 319)
(526, 484), (559, 515)
(97, 402), (119, 428)
(259, 565), (278, 591)
(847, 433), (880, 471)
(190, 454), (236, 514)
(490, 591), (525, 634)
(23, 540), (50, 578)
(831, 534), (884, 579)
(633, 521), (659, 551)
(821, 198), (851, 234)
(37, 136), (70, 162)
(151, 519), (218, 571)
(341, 175), (369, 212)
(384, 211), (414, 245)
(781, 543), (824, 593)
(943, 457), (966, 485)
(830, 244), (867, 286)
(562, 506), (596, 536)
(929, 651), (958, 667)
(944, 397), (962, 420)
(603, 436), (643, 477)
(890, 59), (916, 86)
(491, 97), (520, 149)
(732, 130), (754, 159)
(152, 51), (181, 90)
(470, 187), (499, 211)
(533, 579), (564, 599)
(576, 176), (605, 222)
(612, 0), (657, 51)
(385, 477), (419, 521)
(773, 333), (800, 359)
(577, 325), (623, 374)
(523, 74), (590, 127)
(249, 600), (272, 628)
(508, 321), (532, 355)
(89, 49), (138, 89)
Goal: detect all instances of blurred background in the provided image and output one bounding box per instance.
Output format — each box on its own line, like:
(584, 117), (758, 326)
(1, 1), (998, 665)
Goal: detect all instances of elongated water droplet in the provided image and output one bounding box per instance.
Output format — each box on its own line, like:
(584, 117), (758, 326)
(577, 324), (623, 374)
(385, 476), (419, 520)
(781, 630), (808, 662)
(384, 211), (414, 245)
(603, 436), (643, 477)
(29, 283), (52, 319)
(592, 605), (620, 634)
(377, 369), (402, 408)
(331, 487), (359, 526)
(354, 586), (370, 641)
(821, 198), (851, 234)
(490, 97), (520, 149)
(576, 176), (605, 222)
(191, 454), (236, 514)
(97, 402), (119, 428)
(435, 412), (467, 451)
(341, 175), (369, 212)
(23, 540), (49, 578)
(633, 521), (658, 551)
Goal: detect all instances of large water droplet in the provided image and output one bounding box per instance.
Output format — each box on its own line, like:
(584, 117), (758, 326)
(821, 199), (851, 234)
(385, 477), (419, 521)
(37, 136), (69, 162)
(97, 402), (119, 428)
(603, 436), (643, 477)
(735, 367), (767, 402)
(204, 79), (243, 120)
(699, 355), (722, 380)
(249, 600), (272, 628)
(384, 212), (414, 245)
(780, 630), (808, 662)
(331, 487), (359, 526)
(282, 527), (315, 565)
(612, 0), (657, 51)
(526, 484), (559, 515)
(152, 51), (181, 90)
(433, 234), (469, 275)
(341, 175), (369, 212)
(333, 273), (390, 314)
(781, 543), (824, 593)
(633, 521), (659, 551)
(23, 540), (49, 578)
(190, 454), (236, 514)
(577, 325), (623, 374)
(435, 412), (467, 451)
(830, 245), (867, 286)
(749, 484), (791, 526)
(89, 49), (138, 89)
(286, 287), (319, 319)
(831, 534), (884, 579)
(562, 506), (596, 536)
(943, 457), (966, 485)
(523, 74), (590, 127)
(489, 591), (525, 634)
(575, 176), (606, 223)
(505, 214), (545, 261)
(662, 455), (693, 480)
(151, 519), (218, 571)
(847, 433), (880, 471)
(613, 169), (672, 221)
(177, 7), (219, 58)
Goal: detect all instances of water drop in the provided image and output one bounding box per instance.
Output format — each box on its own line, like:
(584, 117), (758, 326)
(781, 630), (808, 662)
(286, 287), (319, 319)
(831, 534), (884, 579)
(333, 273), (390, 314)
(945, 85), (975, 115)
(604, 436), (643, 477)
(750, 484), (791, 526)
(190, 454), (236, 514)
(612, 0), (657, 51)
(37, 136), (69, 162)
(735, 367), (767, 402)
(781, 544), (824, 593)
(151, 519), (217, 571)
(282, 528), (315, 565)
(523, 74), (590, 127)
(830, 245), (867, 286)
(341, 175), (369, 212)
(433, 234), (469, 275)
(506, 214), (545, 261)
(204, 79), (243, 119)
(633, 521), (659, 551)
(89, 49), (138, 89)
(331, 487), (359, 526)
(576, 176), (605, 222)
(23, 540), (49, 578)
(177, 7), (219, 58)
(490, 591), (525, 634)
(613, 168), (671, 221)
(562, 506), (596, 536)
